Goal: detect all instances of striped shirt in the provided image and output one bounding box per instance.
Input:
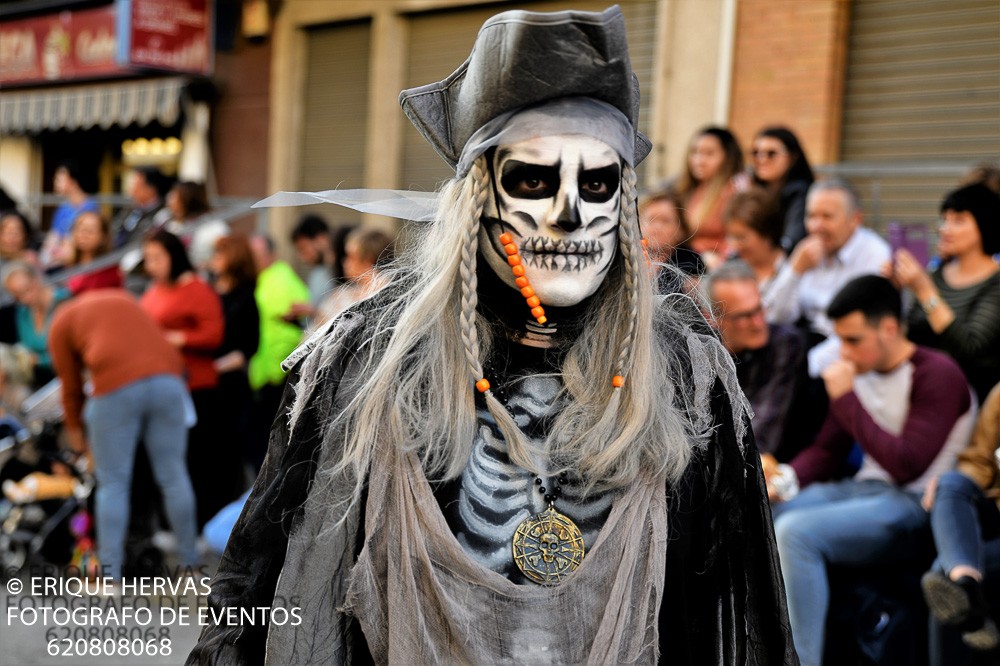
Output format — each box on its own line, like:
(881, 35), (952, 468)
(907, 267), (1000, 403)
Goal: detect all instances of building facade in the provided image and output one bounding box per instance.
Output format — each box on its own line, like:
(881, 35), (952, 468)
(265, 0), (998, 239)
(6, 1), (993, 241)
(0, 0), (272, 228)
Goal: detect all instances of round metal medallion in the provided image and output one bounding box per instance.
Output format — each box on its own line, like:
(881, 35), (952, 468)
(512, 506), (585, 585)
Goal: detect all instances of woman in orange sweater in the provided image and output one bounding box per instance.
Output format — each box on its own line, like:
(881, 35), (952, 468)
(140, 230), (239, 527)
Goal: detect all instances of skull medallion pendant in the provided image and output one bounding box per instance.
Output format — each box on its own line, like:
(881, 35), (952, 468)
(512, 506), (585, 585)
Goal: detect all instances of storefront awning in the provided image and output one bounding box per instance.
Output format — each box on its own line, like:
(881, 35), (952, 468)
(0, 77), (185, 135)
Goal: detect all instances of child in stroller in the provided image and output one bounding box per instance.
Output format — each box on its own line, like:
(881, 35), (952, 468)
(0, 378), (95, 577)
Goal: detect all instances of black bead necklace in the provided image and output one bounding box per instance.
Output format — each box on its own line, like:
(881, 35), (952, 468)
(535, 470), (570, 505)
(515, 469), (584, 585)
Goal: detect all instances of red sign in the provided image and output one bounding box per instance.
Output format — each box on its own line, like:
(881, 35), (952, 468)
(0, 5), (124, 84)
(0, 1), (213, 87)
(126, 0), (212, 75)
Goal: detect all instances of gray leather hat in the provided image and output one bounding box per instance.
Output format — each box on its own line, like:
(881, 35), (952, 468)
(399, 5), (651, 172)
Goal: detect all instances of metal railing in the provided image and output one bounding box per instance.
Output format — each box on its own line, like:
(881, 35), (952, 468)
(21, 194), (263, 225)
(2, 195), (265, 303)
(813, 161), (979, 230)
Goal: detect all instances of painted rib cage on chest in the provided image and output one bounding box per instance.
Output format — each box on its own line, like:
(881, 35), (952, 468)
(450, 375), (613, 581)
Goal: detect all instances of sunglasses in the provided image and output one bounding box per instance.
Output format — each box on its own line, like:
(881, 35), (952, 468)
(752, 149), (787, 161)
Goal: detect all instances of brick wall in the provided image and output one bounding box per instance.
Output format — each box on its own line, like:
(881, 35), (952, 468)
(212, 37), (272, 198)
(728, 0), (850, 165)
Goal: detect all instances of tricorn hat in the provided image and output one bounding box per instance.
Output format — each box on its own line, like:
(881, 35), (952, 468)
(399, 5), (651, 172)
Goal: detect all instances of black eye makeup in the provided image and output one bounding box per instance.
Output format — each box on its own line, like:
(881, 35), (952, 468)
(578, 164), (620, 203)
(500, 161), (560, 200)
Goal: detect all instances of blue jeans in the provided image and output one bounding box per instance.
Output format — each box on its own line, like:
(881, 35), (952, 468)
(930, 470), (1000, 576)
(83, 374), (198, 580)
(926, 472), (1000, 666)
(773, 479), (928, 666)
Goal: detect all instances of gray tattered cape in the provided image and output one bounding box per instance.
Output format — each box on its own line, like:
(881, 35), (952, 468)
(187, 293), (798, 664)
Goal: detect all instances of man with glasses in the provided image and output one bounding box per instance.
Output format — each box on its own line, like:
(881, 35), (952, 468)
(704, 260), (807, 460)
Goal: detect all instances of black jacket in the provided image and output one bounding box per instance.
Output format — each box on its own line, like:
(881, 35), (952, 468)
(188, 298), (797, 665)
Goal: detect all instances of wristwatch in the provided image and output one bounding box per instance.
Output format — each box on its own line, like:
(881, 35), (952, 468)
(921, 295), (941, 313)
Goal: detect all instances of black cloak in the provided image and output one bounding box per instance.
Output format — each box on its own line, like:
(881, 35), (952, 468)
(187, 292), (798, 665)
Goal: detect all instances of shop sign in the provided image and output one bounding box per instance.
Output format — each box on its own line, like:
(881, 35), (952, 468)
(0, 0), (213, 87)
(0, 5), (123, 84)
(120, 0), (213, 76)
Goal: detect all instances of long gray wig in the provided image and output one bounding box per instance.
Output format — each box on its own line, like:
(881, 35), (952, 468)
(311, 147), (726, 498)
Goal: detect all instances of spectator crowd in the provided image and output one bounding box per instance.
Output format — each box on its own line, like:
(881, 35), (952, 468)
(0, 124), (997, 666)
(0, 163), (395, 588)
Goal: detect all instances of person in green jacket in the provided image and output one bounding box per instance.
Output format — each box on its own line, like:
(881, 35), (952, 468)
(247, 234), (310, 470)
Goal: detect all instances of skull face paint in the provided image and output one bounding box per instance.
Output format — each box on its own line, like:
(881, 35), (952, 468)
(479, 134), (621, 308)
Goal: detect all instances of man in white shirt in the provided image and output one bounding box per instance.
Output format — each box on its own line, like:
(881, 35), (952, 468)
(767, 179), (891, 376)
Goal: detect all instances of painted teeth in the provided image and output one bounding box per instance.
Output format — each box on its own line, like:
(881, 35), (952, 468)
(523, 251), (602, 271)
(520, 238), (599, 255)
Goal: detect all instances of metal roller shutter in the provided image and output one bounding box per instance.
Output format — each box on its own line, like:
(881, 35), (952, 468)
(400, 0), (658, 192)
(839, 0), (1000, 227)
(300, 20), (372, 226)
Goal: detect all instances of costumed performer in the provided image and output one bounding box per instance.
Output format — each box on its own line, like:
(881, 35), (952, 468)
(189, 6), (795, 664)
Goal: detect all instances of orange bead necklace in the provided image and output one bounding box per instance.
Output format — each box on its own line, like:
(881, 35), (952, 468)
(476, 230), (625, 393)
(500, 232), (547, 326)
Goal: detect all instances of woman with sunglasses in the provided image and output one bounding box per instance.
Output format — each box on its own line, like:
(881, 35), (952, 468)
(750, 126), (815, 252)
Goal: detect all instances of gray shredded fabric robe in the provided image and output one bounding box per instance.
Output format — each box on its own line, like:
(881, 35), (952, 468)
(187, 291), (798, 665)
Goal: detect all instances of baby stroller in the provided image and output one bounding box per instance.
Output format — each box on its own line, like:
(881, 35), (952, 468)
(0, 379), (95, 578)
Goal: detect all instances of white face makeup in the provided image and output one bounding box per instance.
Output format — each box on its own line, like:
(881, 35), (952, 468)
(479, 134), (621, 308)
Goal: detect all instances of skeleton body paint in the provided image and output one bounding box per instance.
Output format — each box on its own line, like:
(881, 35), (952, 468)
(436, 134), (623, 581)
(479, 135), (622, 307)
(437, 134), (622, 580)
(438, 374), (613, 582)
